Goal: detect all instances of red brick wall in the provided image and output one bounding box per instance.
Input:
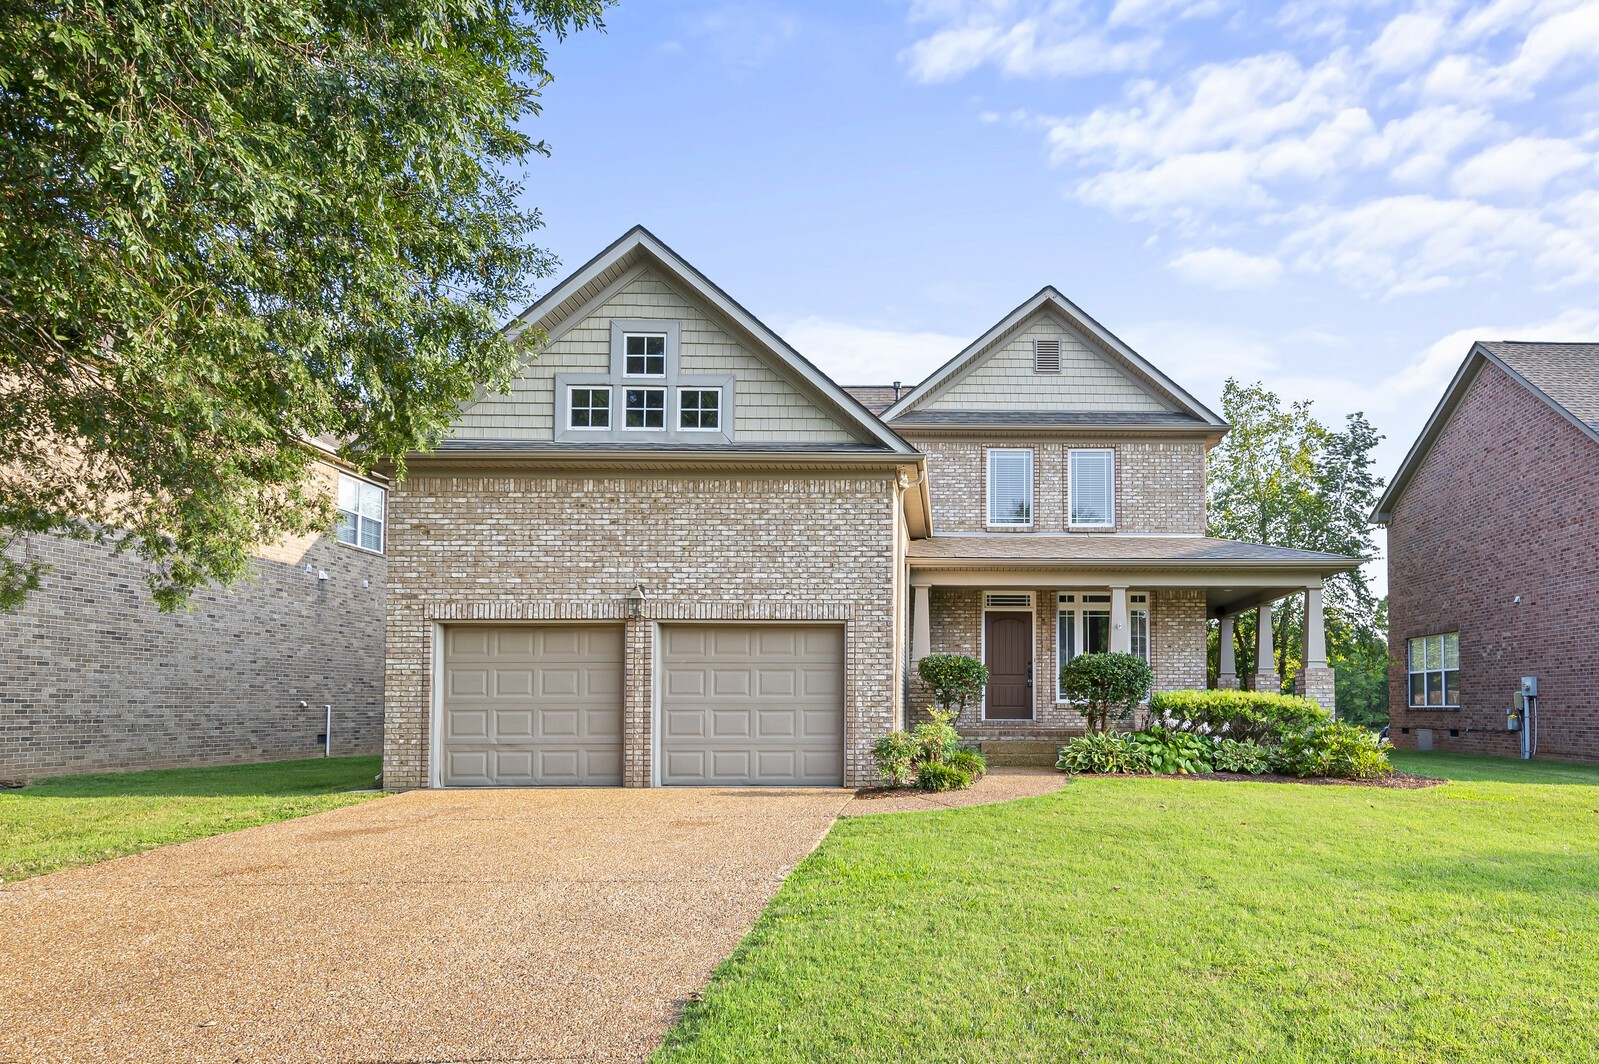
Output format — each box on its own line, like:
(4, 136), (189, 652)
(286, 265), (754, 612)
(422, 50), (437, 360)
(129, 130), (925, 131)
(1386, 360), (1599, 760)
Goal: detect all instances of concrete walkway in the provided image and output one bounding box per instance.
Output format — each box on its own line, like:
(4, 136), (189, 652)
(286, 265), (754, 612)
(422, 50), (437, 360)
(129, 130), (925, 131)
(0, 786), (853, 1063)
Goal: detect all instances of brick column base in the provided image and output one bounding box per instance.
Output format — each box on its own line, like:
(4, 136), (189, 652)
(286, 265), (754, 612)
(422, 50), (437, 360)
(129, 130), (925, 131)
(623, 619), (655, 787)
(1250, 673), (1280, 694)
(1294, 665), (1338, 713)
(1216, 672), (1240, 690)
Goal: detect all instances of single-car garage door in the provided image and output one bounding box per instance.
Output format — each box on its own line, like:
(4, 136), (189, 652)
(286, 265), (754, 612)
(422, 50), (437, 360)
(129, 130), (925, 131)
(660, 624), (844, 786)
(441, 625), (624, 786)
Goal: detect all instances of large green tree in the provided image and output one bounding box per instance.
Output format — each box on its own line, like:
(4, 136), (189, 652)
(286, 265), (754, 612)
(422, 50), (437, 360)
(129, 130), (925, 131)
(1207, 380), (1387, 721)
(0, 0), (609, 609)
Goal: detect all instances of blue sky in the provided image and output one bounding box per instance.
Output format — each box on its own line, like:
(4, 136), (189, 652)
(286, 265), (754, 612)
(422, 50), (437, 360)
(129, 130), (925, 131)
(522, 0), (1599, 513)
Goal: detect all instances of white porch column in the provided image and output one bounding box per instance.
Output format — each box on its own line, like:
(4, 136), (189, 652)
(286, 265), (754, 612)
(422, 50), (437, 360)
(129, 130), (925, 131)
(1252, 601), (1278, 693)
(911, 583), (932, 662)
(1216, 614), (1239, 689)
(1301, 586), (1327, 668)
(1109, 586), (1131, 654)
(1294, 584), (1337, 713)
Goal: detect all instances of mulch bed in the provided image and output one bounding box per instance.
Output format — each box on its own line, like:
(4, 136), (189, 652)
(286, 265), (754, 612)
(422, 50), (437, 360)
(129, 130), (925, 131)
(1175, 770), (1444, 789)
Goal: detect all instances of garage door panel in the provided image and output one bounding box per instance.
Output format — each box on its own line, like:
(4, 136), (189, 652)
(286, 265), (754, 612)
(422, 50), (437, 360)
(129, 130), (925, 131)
(661, 624), (844, 787)
(442, 624), (624, 787)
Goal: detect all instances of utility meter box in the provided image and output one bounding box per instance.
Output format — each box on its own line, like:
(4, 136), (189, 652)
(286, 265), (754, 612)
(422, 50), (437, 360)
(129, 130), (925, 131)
(1521, 676), (1538, 697)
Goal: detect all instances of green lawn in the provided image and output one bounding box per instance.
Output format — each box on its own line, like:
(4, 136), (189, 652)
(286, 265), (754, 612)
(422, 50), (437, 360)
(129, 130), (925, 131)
(659, 752), (1599, 1063)
(0, 755), (383, 882)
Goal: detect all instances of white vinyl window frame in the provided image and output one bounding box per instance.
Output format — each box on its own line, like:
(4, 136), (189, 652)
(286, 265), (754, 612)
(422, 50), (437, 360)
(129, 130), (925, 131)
(986, 448), (1035, 528)
(1056, 592), (1148, 700)
(566, 385), (612, 430)
(677, 387), (722, 431)
(622, 332), (668, 378)
(335, 473), (385, 555)
(1407, 632), (1459, 708)
(1068, 448), (1116, 529)
(622, 386), (667, 430)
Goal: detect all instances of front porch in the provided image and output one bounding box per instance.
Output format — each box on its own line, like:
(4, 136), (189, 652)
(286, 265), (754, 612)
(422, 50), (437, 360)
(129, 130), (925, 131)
(905, 535), (1357, 749)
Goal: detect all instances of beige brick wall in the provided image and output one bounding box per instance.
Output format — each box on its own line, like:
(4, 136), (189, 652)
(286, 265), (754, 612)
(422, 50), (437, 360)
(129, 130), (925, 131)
(383, 469), (902, 789)
(0, 462), (386, 779)
(907, 436), (1207, 534)
(910, 586), (1208, 733)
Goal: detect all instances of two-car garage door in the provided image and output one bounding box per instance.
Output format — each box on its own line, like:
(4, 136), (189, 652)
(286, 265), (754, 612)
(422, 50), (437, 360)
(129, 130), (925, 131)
(439, 623), (844, 787)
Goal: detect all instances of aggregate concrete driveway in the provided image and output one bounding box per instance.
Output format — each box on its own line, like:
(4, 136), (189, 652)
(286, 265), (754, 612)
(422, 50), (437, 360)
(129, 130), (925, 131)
(0, 786), (854, 1063)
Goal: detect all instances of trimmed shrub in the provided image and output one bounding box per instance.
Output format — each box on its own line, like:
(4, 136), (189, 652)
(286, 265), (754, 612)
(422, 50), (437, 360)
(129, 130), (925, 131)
(918, 654), (989, 715)
(1275, 722), (1393, 779)
(1130, 725), (1215, 775)
(1148, 689), (1329, 743)
(872, 708), (987, 791)
(1056, 732), (1151, 775)
(1210, 736), (1274, 775)
(1059, 652), (1154, 733)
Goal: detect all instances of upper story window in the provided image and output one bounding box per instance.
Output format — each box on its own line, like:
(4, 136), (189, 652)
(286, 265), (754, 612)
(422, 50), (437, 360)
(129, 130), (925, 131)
(554, 319), (734, 444)
(336, 474), (384, 554)
(1408, 633), (1459, 708)
(624, 387), (666, 429)
(679, 388), (721, 431)
(987, 449), (1034, 527)
(624, 333), (666, 376)
(1069, 449), (1115, 528)
(568, 387), (611, 429)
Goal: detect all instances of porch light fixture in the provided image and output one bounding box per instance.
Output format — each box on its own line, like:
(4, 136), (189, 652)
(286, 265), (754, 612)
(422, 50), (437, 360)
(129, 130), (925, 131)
(625, 584), (647, 619)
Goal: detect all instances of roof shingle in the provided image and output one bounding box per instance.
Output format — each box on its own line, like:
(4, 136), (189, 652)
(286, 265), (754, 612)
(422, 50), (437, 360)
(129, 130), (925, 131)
(1477, 342), (1599, 434)
(907, 534), (1358, 569)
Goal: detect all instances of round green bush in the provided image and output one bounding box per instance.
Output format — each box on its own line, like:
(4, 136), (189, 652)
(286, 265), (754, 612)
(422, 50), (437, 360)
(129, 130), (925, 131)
(1274, 721), (1392, 779)
(1059, 652), (1154, 733)
(917, 653), (989, 714)
(1148, 689), (1328, 743)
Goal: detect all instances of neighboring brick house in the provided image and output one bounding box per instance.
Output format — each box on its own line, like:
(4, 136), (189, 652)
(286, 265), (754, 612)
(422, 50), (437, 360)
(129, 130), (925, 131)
(383, 227), (1357, 790)
(1374, 341), (1599, 762)
(0, 451), (388, 779)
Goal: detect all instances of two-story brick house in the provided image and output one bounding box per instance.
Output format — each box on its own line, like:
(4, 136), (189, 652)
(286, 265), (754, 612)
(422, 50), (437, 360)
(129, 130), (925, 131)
(1374, 341), (1599, 761)
(382, 227), (1357, 790)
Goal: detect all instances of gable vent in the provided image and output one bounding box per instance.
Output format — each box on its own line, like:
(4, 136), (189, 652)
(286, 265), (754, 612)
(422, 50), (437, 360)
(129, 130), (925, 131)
(1033, 338), (1062, 373)
(984, 592), (1034, 609)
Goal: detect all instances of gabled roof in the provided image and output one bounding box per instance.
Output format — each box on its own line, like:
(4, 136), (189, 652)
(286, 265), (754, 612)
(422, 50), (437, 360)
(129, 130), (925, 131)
(503, 225), (918, 455)
(1372, 341), (1599, 523)
(879, 286), (1226, 427)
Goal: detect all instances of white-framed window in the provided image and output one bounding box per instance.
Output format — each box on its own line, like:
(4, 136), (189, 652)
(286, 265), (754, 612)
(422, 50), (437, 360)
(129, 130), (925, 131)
(1069, 449), (1115, 528)
(678, 387), (721, 431)
(624, 387), (666, 429)
(1057, 592), (1148, 699)
(1407, 632), (1459, 707)
(336, 474), (384, 554)
(987, 449), (1034, 527)
(623, 333), (667, 377)
(568, 386), (611, 429)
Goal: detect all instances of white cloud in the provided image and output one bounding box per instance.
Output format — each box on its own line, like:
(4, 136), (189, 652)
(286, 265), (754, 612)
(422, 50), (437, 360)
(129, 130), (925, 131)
(1367, 9), (1450, 73)
(1450, 136), (1594, 198)
(1167, 247), (1285, 289)
(1108, 0), (1228, 28)
(1387, 306), (1599, 399)
(777, 317), (966, 387)
(900, 2), (1160, 83)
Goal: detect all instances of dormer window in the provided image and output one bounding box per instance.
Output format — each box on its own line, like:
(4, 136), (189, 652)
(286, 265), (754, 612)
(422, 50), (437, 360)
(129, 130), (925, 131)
(1033, 338), (1062, 373)
(624, 333), (667, 376)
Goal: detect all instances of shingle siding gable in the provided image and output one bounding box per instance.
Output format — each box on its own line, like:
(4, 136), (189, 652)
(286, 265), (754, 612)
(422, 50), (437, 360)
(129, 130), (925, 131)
(920, 310), (1176, 414)
(450, 268), (863, 445)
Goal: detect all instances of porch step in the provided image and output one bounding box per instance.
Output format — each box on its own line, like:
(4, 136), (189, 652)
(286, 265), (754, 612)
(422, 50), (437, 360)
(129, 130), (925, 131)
(975, 740), (1062, 768)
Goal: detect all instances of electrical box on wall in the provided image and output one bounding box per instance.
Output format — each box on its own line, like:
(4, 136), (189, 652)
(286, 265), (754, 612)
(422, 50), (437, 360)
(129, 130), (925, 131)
(1521, 676), (1538, 697)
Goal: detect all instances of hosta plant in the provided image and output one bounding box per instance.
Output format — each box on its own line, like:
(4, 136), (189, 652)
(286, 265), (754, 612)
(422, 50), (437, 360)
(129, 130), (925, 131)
(1056, 732), (1151, 775)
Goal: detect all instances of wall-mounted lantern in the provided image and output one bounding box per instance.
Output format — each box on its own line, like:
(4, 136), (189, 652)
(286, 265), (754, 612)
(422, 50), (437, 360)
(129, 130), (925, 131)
(625, 584), (647, 619)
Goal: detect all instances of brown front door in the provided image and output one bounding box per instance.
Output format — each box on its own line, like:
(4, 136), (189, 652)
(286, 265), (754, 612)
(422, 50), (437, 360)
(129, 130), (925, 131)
(984, 612), (1033, 719)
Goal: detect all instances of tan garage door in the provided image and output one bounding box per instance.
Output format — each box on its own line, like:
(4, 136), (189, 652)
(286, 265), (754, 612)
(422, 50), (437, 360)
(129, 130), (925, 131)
(660, 624), (844, 786)
(441, 625), (624, 787)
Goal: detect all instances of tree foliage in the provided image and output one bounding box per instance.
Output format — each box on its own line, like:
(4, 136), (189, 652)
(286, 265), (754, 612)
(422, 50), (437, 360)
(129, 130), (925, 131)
(1059, 652), (1153, 734)
(0, 0), (610, 609)
(1207, 380), (1388, 722)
